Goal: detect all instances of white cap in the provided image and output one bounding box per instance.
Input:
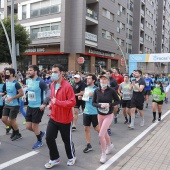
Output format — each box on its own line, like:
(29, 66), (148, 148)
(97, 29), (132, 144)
(74, 74), (81, 79)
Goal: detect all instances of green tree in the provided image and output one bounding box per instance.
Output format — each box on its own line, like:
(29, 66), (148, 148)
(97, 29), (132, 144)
(0, 17), (31, 63)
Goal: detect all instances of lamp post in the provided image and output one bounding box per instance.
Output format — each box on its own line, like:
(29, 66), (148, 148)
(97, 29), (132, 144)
(112, 37), (128, 73)
(0, 13), (12, 59)
(11, 0), (17, 72)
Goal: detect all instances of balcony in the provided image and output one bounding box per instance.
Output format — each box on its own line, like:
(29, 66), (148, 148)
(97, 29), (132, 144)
(141, 9), (145, 16)
(86, 0), (98, 4)
(86, 8), (98, 25)
(140, 37), (144, 43)
(140, 23), (144, 29)
(85, 32), (98, 47)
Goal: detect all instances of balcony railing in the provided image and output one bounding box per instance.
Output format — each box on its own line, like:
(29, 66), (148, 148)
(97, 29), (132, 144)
(86, 8), (98, 20)
(85, 32), (97, 42)
(140, 37), (144, 42)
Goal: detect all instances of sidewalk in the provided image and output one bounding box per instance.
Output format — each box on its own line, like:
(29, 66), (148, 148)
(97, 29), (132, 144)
(114, 114), (170, 170)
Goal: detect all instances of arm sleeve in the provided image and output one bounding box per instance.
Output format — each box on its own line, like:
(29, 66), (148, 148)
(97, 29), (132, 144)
(92, 89), (102, 108)
(55, 85), (76, 108)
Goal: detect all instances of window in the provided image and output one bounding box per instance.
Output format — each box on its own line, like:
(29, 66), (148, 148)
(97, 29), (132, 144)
(22, 5), (26, 19)
(30, 22), (61, 39)
(102, 29), (114, 40)
(30, 0), (61, 18)
(117, 38), (124, 46)
(102, 8), (114, 21)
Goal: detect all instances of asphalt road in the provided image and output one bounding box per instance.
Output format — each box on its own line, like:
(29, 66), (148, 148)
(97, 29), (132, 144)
(0, 99), (170, 170)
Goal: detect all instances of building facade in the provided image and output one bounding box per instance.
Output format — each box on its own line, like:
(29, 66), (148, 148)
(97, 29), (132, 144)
(3, 0), (170, 74)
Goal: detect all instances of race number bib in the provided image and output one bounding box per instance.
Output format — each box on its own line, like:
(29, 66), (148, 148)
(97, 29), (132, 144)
(28, 91), (36, 101)
(153, 94), (160, 101)
(6, 95), (13, 104)
(133, 83), (139, 92)
(98, 103), (109, 114)
(145, 81), (149, 86)
(123, 92), (130, 99)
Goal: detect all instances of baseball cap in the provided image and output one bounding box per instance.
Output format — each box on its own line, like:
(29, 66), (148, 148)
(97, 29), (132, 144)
(99, 74), (110, 80)
(74, 74), (81, 79)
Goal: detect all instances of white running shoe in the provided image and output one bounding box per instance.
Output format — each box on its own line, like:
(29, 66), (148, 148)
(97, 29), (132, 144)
(100, 153), (107, 164)
(45, 159), (60, 169)
(67, 157), (76, 166)
(106, 143), (114, 155)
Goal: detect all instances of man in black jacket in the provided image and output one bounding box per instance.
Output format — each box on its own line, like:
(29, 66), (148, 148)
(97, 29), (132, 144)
(106, 70), (118, 91)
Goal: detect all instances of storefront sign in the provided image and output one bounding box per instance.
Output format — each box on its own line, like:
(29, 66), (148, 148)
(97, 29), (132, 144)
(25, 48), (45, 53)
(88, 49), (114, 57)
(77, 57), (85, 64)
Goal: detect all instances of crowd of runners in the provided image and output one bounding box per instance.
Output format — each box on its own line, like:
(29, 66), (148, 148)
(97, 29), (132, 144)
(0, 64), (169, 168)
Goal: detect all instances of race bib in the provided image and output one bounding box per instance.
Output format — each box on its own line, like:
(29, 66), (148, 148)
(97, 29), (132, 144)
(133, 83), (139, 92)
(123, 92), (131, 99)
(6, 95), (13, 104)
(153, 94), (160, 101)
(98, 103), (109, 114)
(28, 91), (36, 101)
(145, 81), (149, 86)
(82, 92), (90, 101)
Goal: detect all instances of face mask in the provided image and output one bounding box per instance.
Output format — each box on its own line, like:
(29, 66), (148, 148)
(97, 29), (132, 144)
(155, 84), (160, 88)
(52, 73), (59, 81)
(100, 83), (108, 89)
(5, 75), (10, 79)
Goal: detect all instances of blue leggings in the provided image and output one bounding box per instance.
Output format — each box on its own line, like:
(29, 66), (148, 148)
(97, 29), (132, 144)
(19, 98), (26, 118)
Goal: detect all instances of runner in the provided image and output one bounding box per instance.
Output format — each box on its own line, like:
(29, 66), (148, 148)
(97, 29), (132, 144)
(45, 64), (76, 168)
(72, 74), (86, 131)
(0, 74), (5, 119)
(118, 75), (132, 124)
(129, 70), (146, 129)
(144, 73), (152, 108)
(151, 81), (165, 122)
(1, 68), (24, 141)
(82, 74), (100, 153)
(26, 65), (49, 149)
(92, 74), (120, 164)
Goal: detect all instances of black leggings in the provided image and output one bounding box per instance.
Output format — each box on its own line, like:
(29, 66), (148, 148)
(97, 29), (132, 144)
(46, 118), (75, 160)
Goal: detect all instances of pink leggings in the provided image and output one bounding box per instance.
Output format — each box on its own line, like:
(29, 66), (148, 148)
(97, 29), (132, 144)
(98, 114), (113, 153)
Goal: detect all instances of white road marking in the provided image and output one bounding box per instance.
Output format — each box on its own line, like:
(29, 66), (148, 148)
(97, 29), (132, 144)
(96, 110), (170, 170)
(0, 151), (39, 170)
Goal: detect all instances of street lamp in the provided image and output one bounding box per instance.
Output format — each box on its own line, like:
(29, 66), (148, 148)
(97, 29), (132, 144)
(0, 12), (12, 59)
(112, 37), (128, 73)
(11, 0), (17, 72)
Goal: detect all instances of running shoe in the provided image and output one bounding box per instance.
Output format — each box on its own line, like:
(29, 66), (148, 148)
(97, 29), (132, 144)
(6, 126), (12, 135)
(106, 143), (114, 155)
(100, 153), (107, 164)
(158, 118), (161, 121)
(32, 141), (43, 149)
(45, 159), (60, 169)
(10, 131), (15, 139)
(83, 143), (93, 153)
(128, 124), (134, 129)
(72, 127), (76, 131)
(67, 157), (76, 166)
(11, 133), (22, 141)
(124, 120), (128, 124)
(152, 119), (156, 123)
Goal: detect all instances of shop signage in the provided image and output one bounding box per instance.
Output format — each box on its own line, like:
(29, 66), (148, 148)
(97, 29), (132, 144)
(88, 49), (114, 57)
(77, 57), (85, 64)
(25, 48), (45, 53)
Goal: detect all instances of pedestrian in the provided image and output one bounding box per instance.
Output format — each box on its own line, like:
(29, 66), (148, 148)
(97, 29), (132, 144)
(26, 65), (49, 149)
(0, 74), (5, 119)
(45, 64), (76, 169)
(1, 68), (24, 141)
(82, 74), (100, 153)
(128, 70), (146, 129)
(92, 74), (120, 164)
(151, 81), (165, 122)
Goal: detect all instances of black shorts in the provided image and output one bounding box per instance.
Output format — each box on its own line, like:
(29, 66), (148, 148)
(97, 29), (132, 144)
(83, 113), (98, 127)
(26, 106), (44, 123)
(74, 100), (85, 110)
(144, 90), (151, 96)
(0, 106), (4, 119)
(131, 99), (144, 110)
(152, 100), (163, 105)
(122, 100), (131, 108)
(2, 105), (20, 119)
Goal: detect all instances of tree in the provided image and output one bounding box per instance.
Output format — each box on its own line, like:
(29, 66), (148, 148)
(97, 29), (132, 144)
(0, 17), (31, 63)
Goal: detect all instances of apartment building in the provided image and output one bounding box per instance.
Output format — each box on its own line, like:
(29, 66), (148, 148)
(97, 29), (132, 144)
(0, 0), (4, 19)
(132, 0), (170, 73)
(3, 0), (170, 73)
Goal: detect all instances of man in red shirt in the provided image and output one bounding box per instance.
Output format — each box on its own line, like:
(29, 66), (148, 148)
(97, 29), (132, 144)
(45, 64), (76, 169)
(112, 68), (124, 85)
